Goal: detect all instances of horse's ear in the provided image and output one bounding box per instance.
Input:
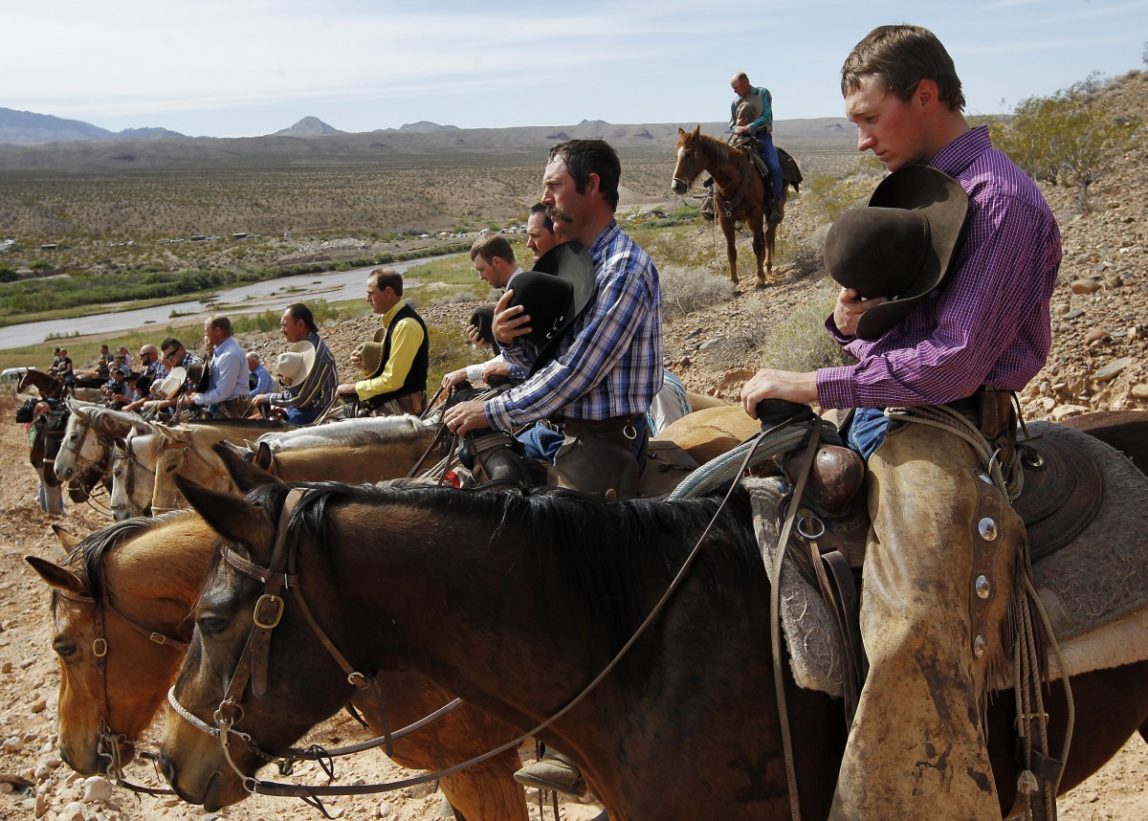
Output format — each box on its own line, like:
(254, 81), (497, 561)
(692, 124), (701, 137)
(174, 475), (267, 545)
(213, 441), (278, 493)
(678, 127), (686, 136)
(26, 556), (89, 597)
(254, 441), (274, 470)
(51, 524), (82, 553)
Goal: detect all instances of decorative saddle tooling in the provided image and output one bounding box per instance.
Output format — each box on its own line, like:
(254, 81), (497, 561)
(750, 420), (1148, 698)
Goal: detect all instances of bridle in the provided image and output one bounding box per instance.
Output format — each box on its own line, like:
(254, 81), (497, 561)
(56, 573), (188, 795)
(166, 414), (812, 813)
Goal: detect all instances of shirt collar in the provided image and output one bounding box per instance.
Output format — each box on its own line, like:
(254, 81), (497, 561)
(590, 220), (620, 261)
(930, 125), (992, 179)
(382, 298), (406, 326)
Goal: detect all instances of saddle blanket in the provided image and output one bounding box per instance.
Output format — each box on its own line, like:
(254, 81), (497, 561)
(747, 421), (1148, 697)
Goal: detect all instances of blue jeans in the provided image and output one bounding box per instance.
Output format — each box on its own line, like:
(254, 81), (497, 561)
(285, 406), (321, 425)
(758, 132), (784, 205)
(845, 407), (889, 461)
(517, 424), (563, 464)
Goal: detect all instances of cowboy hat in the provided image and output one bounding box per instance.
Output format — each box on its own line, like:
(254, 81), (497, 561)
(508, 240), (595, 372)
(270, 341), (316, 386)
(356, 341), (386, 380)
(154, 366), (187, 399)
(824, 165), (969, 340)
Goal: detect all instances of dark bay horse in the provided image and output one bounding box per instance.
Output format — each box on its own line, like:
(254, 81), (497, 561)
(26, 512), (531, 820)
(18, 368), (66, 400)
(671, 125), (800, 288)
(159, 471), (1148, 819)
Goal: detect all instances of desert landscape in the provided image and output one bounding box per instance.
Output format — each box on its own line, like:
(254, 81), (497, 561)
(1, 69), (1146, 819)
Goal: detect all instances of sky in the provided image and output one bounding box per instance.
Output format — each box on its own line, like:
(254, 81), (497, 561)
(3, 0), (1146, 138)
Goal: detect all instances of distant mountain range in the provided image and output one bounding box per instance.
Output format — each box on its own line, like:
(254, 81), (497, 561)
(0, 106), (855, 171)
(0, 107), (186, 144)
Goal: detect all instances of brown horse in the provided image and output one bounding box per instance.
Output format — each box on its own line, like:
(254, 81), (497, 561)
(158, 433), (1148, 819)
(18, 368), (66, 400)
(26, 512), (531, 821)
(671, 125), (800, 288)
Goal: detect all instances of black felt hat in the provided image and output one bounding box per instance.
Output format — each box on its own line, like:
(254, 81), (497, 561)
(825, 165), (969, 340)
(508, 241), (595, 371)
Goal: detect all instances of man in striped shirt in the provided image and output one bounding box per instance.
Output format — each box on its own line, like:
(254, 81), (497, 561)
(444, 139), (663, 501)
(741, 25), (1061, 819)
(251, 303), (338, 425)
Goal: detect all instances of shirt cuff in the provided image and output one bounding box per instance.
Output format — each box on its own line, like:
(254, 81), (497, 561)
(815, 365), (857, 410)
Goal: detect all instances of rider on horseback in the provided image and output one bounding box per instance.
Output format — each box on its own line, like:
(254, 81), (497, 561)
(730, 71), (784, 223)
(740, 25), (1062, 820)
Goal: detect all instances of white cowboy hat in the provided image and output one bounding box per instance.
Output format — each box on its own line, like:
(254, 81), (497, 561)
(154, 366), (188, 399)
(270, 341), (316, 386)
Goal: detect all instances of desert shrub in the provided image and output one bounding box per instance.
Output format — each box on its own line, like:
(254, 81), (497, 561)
(756, 283), (847, 373)
(659, 263), (736, 317)
(806, 174), (872, 222)
(997, 79), (1140, 211)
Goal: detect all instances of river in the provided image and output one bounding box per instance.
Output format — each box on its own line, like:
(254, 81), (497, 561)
(0, 254), (459, 351)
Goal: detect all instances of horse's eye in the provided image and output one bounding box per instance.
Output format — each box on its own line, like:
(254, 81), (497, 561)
(197, 616), (229, 637)
(53, 640), (77, 659)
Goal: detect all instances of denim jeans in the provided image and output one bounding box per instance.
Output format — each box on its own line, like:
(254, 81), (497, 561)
(845, 406), (889, 461)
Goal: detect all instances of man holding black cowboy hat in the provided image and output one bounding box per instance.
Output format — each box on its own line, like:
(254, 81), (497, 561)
(741, 25), (1061, 820)
(445, 139), (663, 501)
(336, 268), (429, 416)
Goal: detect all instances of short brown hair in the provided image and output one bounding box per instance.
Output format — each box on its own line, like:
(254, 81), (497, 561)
(470, 234), (515, 266)
(368, 267), (403, 296)
(840, 25), (965, 112)
(548, 139), (621, 211)
(207, 314), (232, 336)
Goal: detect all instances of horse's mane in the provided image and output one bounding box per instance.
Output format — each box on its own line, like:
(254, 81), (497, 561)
(245, 482), (761, 648)
(53, 513), (183, 613)
(177, 418), (290, 430)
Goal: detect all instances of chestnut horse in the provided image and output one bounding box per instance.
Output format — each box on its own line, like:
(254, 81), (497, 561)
(26, 512), (531, 821)
(159, 448), (1148, 819)
(671, 125), (800, 288)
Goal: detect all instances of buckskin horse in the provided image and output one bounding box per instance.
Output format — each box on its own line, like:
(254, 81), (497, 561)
(27, 512), (532, 821)
(671, 125), (801, 288)
(157, 418), (1148, 819)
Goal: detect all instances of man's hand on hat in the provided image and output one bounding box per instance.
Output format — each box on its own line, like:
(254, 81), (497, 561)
(832, 288), (887, 338)
(492, 290), (531, 345)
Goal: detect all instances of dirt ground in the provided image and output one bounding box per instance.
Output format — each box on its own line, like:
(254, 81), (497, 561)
(0, 396), (1145, 819)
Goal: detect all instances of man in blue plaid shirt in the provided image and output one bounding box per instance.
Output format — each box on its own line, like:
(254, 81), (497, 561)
(444, 139), (663, 500)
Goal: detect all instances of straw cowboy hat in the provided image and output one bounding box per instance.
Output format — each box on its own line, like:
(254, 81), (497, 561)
(154, 367), (187, 399)
(824, 165), (969, 340)
(508, 240), (596, 372)
(270, 341), (316, 386)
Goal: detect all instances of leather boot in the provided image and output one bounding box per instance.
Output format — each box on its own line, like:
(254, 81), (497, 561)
(513, 749), (587, 796)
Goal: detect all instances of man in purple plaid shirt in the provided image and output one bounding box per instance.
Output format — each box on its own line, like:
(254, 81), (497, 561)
(742, 25), (1061, 819)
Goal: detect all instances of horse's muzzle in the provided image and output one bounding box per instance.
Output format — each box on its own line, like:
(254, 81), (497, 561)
(670, 178), (688, 195)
